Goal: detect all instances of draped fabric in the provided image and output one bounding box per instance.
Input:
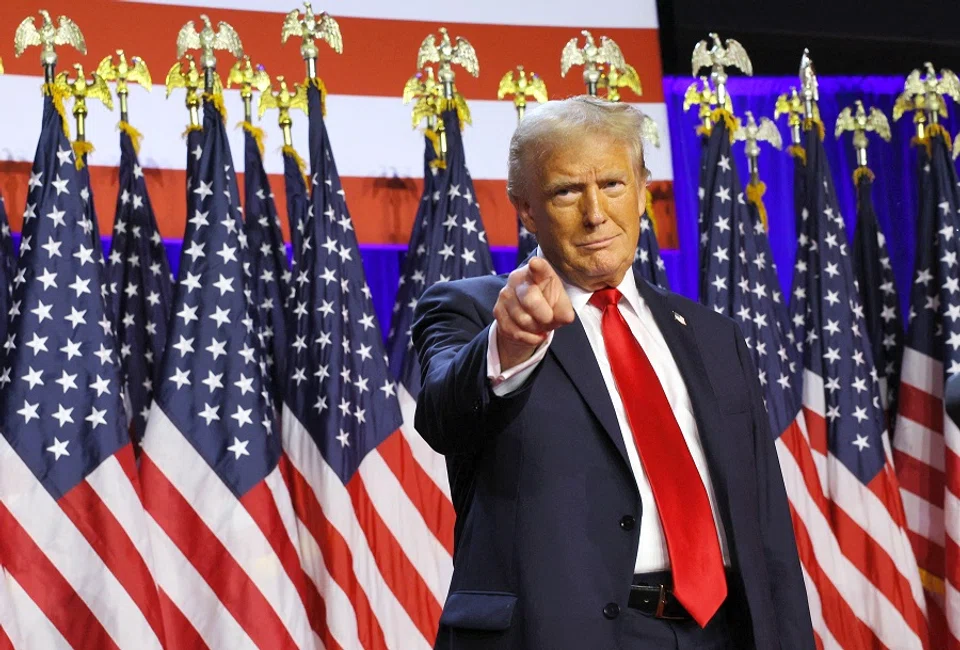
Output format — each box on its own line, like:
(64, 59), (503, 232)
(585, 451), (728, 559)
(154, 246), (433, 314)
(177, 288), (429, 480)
(664, 75), (960, 310)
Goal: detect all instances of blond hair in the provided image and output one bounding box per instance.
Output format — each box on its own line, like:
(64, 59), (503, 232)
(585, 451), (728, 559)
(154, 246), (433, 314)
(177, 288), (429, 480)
(506, 95), (649, 201)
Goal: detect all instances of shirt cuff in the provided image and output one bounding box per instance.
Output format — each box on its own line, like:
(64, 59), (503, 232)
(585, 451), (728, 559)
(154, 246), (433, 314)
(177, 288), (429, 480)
(487, 322), (553, 397)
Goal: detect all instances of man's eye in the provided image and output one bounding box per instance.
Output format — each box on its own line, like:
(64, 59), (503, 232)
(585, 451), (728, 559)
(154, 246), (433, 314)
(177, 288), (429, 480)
(605, 181), (624, 189)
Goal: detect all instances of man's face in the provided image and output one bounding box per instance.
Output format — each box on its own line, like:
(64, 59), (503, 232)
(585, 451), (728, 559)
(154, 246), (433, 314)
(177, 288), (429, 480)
(515, 133), (645, 291)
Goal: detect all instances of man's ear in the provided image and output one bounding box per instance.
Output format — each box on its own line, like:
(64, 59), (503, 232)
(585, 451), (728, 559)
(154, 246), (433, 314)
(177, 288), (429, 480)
(513, 194), (537, 236)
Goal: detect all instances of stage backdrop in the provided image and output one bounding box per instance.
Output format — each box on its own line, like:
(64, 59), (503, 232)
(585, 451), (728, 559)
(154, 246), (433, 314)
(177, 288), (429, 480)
(0, 0), (676, 253)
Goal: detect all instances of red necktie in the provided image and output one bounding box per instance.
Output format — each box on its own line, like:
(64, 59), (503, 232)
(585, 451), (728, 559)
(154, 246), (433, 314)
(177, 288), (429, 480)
(589, 288), (727, 627)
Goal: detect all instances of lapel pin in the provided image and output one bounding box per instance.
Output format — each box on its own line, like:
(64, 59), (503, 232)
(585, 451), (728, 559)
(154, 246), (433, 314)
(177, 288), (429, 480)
(673, 311), (687, 326)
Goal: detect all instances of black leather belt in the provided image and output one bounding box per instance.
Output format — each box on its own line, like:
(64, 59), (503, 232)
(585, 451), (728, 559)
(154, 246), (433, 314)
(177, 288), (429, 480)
(627, 572), (692, 621)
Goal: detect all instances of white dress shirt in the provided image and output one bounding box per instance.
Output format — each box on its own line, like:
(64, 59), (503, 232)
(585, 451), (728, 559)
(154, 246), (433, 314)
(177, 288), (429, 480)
(486, 264), (730, 573)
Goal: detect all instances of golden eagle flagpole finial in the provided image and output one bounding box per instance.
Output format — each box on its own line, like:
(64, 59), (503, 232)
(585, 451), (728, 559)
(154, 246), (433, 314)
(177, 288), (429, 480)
(281, 2), (343, 81)
(165, 55), (206, 130)
(403, 67), (442, 131)
(798, 49), (820, 126)
(227, 55), (270, 123)
(259, 74), (308, 147)
(560, 30), (625, 97)
(176, 14), (243, 94)
(683, 76), (718, 135)
(835, 100), (890, 169)
(97, 50), (152, 123)
(497, 66), (548, 122)
(15, 9), (86, 83)
(53, 63), (114, 164)
(734, 110), (782, 185)
(774, 86), (804, 146)
(691, 33), (752, 111)
(417, 27), (479, 101)
(599, 62), (642, 103)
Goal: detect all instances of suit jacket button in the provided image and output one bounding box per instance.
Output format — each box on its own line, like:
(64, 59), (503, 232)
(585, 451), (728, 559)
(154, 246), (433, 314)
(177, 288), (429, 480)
(603, 603), (620, 619)
(619, 515), (636, 531)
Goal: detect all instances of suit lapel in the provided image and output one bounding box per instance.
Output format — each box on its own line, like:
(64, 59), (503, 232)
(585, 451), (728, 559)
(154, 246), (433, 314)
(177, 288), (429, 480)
(549, 318), (632, 470)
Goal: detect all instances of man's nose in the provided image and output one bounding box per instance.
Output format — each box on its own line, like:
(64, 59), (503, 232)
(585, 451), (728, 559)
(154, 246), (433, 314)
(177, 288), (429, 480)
(581, 185), (606, 226)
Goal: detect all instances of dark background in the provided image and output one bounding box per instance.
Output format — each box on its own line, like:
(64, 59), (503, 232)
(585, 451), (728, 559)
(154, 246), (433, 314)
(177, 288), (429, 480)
(655, 0), (960, 75)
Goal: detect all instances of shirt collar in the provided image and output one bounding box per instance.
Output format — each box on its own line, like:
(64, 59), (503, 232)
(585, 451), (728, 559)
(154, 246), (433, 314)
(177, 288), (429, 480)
(534, 246), (644, 317)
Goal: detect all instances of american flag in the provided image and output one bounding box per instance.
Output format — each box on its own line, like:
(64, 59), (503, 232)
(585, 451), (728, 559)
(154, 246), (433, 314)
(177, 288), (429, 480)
(280, 82), (452, 649)
(700, 113), (861, 649)
(517, 212), (537, 264)
(138, 102), (316, 649)
(635, 202), (670, 288)
(284, 146), (309, 275)
(0, 95), (165, 648)
(892, 127), (960, 648)
(241, 124), (290, 406)
(77, 154), (106, 271)
(0, 193), (13, 346)
(105, 125), (173, 445)
(852, 169), (903, 423)
(790, 123), (929, 648)
(388, 109), (494, 395)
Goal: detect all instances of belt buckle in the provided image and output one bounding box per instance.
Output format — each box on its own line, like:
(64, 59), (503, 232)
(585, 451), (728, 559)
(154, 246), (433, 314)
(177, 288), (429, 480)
(653, 584), (687, 621)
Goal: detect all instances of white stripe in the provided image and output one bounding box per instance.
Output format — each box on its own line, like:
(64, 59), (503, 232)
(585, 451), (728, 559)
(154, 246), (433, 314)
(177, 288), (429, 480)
(827, 453), (928, 610)
(893, 415), (946, 472)
(398, 385), (451, 499)
(3, 573), (69, 650)
(359, 446), (453, 603)
(947, 579), (960, 645)
(802, 369), (825, 417)
(944, 488), (960, 547)
(293, 514), (365, 650)
(263, 462), (308, 577)
(0, 76), (674, 182)
(281, 405), (433, 650)
(945, 414), (960, 459)
(140, 405), (315, 650)
(145, 513), (258, 650)
(900, 347), (943, 399)
(119, 0), (661, 28)
(776, 427), (923, 648)
(0, 436), (163, 650)
(798, 565), (843, 650)
(85, 454), (158, 576)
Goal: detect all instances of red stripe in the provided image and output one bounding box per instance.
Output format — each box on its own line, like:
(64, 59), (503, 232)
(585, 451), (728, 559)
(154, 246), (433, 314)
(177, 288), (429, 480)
(802, 406), (829, 457)
(779, 423), (885, 648)
(347, 472), (443, 642)
(0, 502), (119, 650)
(899, 383), (944, 435)
(140, 453), (300, 650)
(280, 459), (390, 650)
(0, 0), (665, 101)
(0, 162), (678, 250)
(801, 411), (930, 642)
(239, 459), (341, 650)
(0, 623), (13, 650)
(157, 588), (210, 650)
(57, 446), (165, 643)
(926, 594), (950, 650)
(894, 448), (945, 508)
(788, 503), (881, 648)
(376, 430), (455, 555)
(907, 529), (945, 579)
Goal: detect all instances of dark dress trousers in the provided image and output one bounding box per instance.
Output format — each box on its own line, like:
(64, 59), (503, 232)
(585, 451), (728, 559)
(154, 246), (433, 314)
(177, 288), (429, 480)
(412, 272), (815, 650)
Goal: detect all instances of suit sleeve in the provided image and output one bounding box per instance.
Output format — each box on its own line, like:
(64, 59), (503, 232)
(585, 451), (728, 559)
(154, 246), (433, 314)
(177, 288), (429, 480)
(412, 281), (539, 456)
(734, 328), (816, 650)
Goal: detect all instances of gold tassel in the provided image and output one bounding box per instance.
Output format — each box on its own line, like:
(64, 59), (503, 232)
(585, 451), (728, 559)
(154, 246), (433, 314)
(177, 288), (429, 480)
(645, 188), (658, 232)
(239, 121), (266, 155)
(927, 123), (953, 152)
(852, 166), (875, 185)
(787, 144), (807, 166)
(282, 144), (310, 186)
(43, 82), (72, 140)
(709, 108), (740, 141)
(182, 123), (203, 138)
(745, 180), (769, 231)
(696, 124), (712, 138)
(307, 77), (328, 117)
(117, 120), (143, 156)
(919, 568), (946, 597)
(203, 92), (227, 122)
(803, 116), (826, 142)
(71, 140), (95, 170)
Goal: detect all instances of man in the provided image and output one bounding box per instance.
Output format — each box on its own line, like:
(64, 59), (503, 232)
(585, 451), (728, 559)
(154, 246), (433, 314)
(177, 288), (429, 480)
(413, 96), (814, 649)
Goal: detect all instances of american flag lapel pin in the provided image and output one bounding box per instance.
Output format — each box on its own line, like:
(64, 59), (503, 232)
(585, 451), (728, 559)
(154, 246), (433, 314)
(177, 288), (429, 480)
(673, 311), (686, 326)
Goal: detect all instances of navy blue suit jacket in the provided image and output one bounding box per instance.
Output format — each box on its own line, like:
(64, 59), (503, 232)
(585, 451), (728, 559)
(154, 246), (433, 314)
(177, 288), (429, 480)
(412, 272), (815, 650)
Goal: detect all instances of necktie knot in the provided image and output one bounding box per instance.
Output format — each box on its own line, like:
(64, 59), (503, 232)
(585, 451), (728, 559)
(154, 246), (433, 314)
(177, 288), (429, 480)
(589, 287), (622, 311)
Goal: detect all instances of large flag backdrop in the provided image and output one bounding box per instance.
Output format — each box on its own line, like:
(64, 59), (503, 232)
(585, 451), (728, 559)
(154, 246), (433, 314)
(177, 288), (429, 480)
(0, 0), (676, 269)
